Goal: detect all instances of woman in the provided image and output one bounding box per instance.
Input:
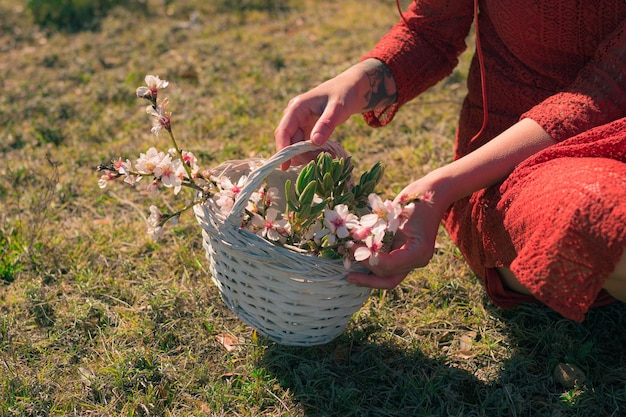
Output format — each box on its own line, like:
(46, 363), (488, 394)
(274, 0), (626, 322)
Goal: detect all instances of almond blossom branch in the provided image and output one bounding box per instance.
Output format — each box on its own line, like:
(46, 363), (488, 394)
(99, 74), (436, 268)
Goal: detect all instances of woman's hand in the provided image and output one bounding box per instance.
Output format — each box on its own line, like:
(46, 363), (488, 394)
(274, 59), (397, 169)
(347, 176), (451, 289)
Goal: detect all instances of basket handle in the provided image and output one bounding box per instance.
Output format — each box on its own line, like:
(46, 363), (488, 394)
(225, 140), (337, 226)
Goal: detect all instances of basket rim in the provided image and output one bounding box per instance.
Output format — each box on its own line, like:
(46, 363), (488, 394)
(194, 200), (370, 280)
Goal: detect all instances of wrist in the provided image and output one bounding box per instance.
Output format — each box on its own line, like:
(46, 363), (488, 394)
(419, 168), (463, 212)
(353, 59), (398, 111)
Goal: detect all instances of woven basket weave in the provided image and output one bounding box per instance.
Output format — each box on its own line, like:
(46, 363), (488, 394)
(193, 141), (372, 346)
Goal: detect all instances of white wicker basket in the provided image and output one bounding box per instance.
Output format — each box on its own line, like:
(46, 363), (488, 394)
(193, 141), (372, 346)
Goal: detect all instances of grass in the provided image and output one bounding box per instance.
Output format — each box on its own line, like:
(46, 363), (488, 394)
(1, 0), (625, 416)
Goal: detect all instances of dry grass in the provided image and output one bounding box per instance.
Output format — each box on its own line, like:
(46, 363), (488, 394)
(1, 0), (625, 416)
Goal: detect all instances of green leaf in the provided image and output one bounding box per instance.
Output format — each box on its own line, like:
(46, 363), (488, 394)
(322, 172), (334, 197)
(296, 163), (315, 195)
(339, 166), (353, 185)
(334, 192), (354, 206)
(319, 247), (341, 259)
(285, 180), (300, 212)
(364, 162), (384, 185)
(298, 202), (311, 218)
(361, 179), (378, 196)
(331, 158), (344, 183)
(310, 200), (327, 217)
(319, 153), (332, 176)
(298, 181), (317, 208)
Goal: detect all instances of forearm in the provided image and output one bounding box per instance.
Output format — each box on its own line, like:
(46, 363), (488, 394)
(425, 118), (557, 205)
(330, 58), (397, 115)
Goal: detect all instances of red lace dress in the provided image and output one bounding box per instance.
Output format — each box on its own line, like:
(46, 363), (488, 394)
(361, 0), (626, 321)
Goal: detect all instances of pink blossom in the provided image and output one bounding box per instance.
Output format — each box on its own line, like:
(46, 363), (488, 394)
(216, 193), (235, 214)
(182, 150), (198, 171)
(303, 220), (323, 242)
(250, 208), (290, 242)
(113, 158), (131, 175)
(215, 175), (248, 214)
(351, 212), (381, 241)
(170, 148), (199, 177)
(146, 98), (171, 135)
(421, 190), (435, 205)
(146, 179), (160, 196)
(249, 190), (263, 208)
(98, 171), (118, 189)
(156, 157), (183, 192)
(261, 186), (280, 207)
(136, 75), (168, 101)
(398, 190), (435, 205)
(151, 153), (172, 177)
(397, 202), (416, 229)
(247, 196), (261, 215)
(323, 204), (359, 241)
(368, 193), (403, 233)
(136, 147), (165, 175)
(123, 174), (141, 187)
(353, 224), (386, 266)
(219, 175), (247, 196)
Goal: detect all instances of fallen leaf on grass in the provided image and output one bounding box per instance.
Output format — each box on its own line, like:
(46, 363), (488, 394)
(459, 331), (478, 350)
(553, 363), (586, 388)
(220, 372), (241, 379)
(216, 333), (239, 352)
(454, 331), (478, 359)
(455, 350), (475, 360)
(187, 398), (213, 413)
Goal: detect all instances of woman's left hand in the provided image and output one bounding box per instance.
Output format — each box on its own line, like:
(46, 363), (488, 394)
(346, 176), (450, 289)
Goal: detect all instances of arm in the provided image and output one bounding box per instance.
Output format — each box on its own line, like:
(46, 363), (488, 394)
(348, 118), (555, 288)
(426, 118), (555, 205)
(361, 0), (474, 126)
(275, 0), (474, 162)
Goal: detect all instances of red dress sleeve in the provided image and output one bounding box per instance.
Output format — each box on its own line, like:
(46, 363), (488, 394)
(522, 19), (626, 142)
(360, 0), (474, 127)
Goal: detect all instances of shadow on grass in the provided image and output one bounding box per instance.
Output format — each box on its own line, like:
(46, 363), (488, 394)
(260, 300), (626, 417)
(262, 337), (485, 416)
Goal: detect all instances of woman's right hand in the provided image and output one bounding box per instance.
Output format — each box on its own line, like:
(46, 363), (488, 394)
(274, 59), (397, 169)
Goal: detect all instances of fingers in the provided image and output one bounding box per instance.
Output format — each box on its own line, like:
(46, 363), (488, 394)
(274, 101), (306, 164)
(276, 127), (305, 170)
(347, 270), (408, 289)
(346, 240), (434, 290)
(275, 95), (323, 170)
(275, 91), (346, 149)
(372, 240), (433, 275)
(310, 105), (341, 145)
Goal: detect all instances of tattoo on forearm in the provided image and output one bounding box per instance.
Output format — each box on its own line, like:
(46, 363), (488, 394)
(362, 61), (398, 111)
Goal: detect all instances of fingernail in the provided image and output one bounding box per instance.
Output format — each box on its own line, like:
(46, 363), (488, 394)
(346, 277), (361, 286)
(311, 133), (323, 145)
